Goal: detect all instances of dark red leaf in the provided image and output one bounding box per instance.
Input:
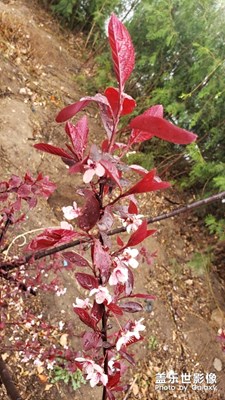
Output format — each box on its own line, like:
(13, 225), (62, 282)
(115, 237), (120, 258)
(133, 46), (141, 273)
(73, 307), (96, 330)
(119, 301), (143, 313)
(93, 239), (111, 283)
(17, 184), (31, 198)
(119, 350), (135, 365)
(104, 87), (136, 117)
(63, 252), (90, 267)
(107, 302), (123, 315)
(127, 220), (156, 247)
(108, 14), (135, 89)
(78, 190), (100, 231)
(107, 372), (121, 390)
(27, 229), (77, 251)
(130, 115), (197, 145)
(65, 116), (89, 159)
(56, 94), (110, 123)
(33, 174), (56, 198)
(91, 301), (104, 324)
(82, 331), (101, 351)
(100, 159), (122, 190)
(125, 267), (134, 296)
(34, 143), (74, 159)
(75, 273), (98, 290)
(121, 169), (170, 197)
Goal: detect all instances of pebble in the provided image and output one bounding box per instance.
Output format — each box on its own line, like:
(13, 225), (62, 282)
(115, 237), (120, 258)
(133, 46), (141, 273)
(213, 357), (222, 371)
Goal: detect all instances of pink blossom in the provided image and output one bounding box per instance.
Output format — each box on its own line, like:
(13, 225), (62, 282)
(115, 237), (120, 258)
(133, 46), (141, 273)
(122, 214), (144, 234)
(116, 319), (146, 351)
(62, 201), (81, 220)
(75, 357), (95, 374)
(83, 159), (105, 183)
(109, 263), (128, 286)
(132, 318), (146, 339)
(89, 286), (112, 304)
(75, 358), (108, 387)
(87, 363), (108, 387)
(119, 248), (139, 269)
(116, 331), (133, 351)
(73, 297), (92, 309)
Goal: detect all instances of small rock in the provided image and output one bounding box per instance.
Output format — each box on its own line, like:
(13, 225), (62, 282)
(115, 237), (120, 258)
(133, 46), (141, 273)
(213, 358), (222, 371)
(186, 279), (193, 285)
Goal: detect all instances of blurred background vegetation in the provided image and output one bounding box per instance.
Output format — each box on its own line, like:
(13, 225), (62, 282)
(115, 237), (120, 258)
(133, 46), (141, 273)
(40, 0), (225, 237)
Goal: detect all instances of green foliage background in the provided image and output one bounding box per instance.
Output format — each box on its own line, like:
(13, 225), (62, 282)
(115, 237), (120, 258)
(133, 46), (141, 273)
(40, 0), (225, 234)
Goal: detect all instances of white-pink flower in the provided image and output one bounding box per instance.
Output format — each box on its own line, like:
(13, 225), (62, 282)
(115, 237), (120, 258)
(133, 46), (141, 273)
(109, 263), (128, 286)
(89, 286), (112, 304)
(75, 357), (108, 387)
(62, 201), (81, 220)
(83, 159), (105, 183)
(132, 318), (146, 339)
(75, 357), (95, 374)
(116, 331), (133, 351)
(73, 297), (92, 309)
(60, 221), (74, 230)
(116, 318), (146, 351)
(86, 363), (108, 387)
(119, 248), (139, 269)
(122, 214), (144, 234)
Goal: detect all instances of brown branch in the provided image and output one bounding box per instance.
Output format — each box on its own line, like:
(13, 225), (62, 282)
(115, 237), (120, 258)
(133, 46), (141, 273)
(0, 355), (22, 400)
(1, 191), (225, 273)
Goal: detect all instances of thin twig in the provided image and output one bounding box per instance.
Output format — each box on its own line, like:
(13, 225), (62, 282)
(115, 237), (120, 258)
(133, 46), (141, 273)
(0, 191), (225, 273)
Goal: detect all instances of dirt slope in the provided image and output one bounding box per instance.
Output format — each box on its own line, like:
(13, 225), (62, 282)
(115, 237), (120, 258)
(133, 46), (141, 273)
(1, 1), (225, 400)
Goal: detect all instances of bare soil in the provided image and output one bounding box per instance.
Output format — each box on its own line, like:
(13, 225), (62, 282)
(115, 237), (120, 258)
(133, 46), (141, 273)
(1, 1), (225, 399)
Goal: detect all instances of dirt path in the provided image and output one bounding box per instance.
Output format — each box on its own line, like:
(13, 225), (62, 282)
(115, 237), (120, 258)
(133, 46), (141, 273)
(1, 1), (225, 399)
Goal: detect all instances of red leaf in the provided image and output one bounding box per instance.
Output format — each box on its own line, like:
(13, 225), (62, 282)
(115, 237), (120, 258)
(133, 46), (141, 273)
(63, 252), (90, 267)
(128, 105), (163, 146)
(104, 87), (136, 117)
(125, 267), (134, 296)
(73, 307), (96, 330)
(128, 200), (138, 214)
(33, 174), (56, 199)
(120, 301), (143, 313)
(108, 14), (135, 89)
(56, 94), (110, 123)
(91, 301), (104, 324)
(121, 169), (170, 197)
(107, 302), (123, 315)
(107, 372), (121, 390)
(78, 190), (101, 231)
(127, 220), (156, 247)
(34, 143), (74, 159)
(117, 236), (124, 247)
(82, 331), (101, 351)
(27, 229), (77, 251)
(100, 159), (122, 190)
(119, 350), (135, 365)
(75, 273), (98, 290)
(130, 115), (197, 145)
(65, 116), (89, 159)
